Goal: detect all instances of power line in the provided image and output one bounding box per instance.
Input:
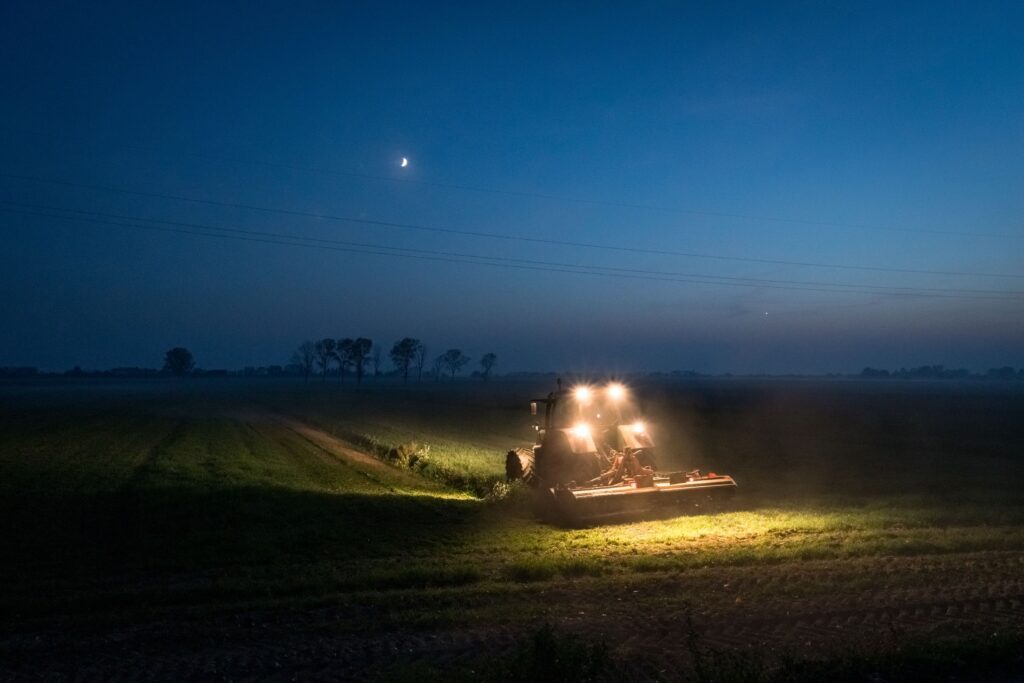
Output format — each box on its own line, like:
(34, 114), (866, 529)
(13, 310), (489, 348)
(3, 171), (1021, 281)
(194, 159), (1023, 240)
(4, 205), (1022, 302)
(3, 126), (1020, 240)
(3, 200), (1020, 298)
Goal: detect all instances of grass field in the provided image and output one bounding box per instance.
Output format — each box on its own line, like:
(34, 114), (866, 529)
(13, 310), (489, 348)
(1, 377), (1023, 680)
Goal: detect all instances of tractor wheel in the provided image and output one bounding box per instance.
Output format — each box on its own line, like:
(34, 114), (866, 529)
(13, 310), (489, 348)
(505, 448), (537, 486)
(533, 487), (566, 525)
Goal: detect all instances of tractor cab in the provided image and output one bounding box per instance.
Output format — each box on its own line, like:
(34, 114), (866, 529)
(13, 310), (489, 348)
(532, 382), (652, 452)
(519, 381), (656, 487)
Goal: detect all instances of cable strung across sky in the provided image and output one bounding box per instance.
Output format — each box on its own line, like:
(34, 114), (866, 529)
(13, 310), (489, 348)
(3, 200), (1020, 298)
(2, 172), (1021, 281)
(4, 203), (1023, 302)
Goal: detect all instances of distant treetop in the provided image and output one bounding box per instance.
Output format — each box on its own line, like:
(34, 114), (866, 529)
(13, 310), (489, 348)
(163, 347), (195, 376)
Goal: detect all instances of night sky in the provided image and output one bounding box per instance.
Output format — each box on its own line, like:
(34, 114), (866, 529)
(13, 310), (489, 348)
(2, 2), (1022, 374)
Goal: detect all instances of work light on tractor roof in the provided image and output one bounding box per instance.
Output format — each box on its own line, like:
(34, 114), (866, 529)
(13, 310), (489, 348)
(506, 380), (737, 525)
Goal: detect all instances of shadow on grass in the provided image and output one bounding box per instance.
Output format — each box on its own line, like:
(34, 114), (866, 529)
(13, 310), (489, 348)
(0, 485), (493, 622)
(0, 484), (480, 580)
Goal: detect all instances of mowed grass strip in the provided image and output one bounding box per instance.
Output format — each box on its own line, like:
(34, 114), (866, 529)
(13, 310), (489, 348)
(255, 383), (533, 495)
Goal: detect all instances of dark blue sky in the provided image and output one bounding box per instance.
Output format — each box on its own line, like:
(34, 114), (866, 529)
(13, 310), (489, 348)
(2, 1), (1022, 373)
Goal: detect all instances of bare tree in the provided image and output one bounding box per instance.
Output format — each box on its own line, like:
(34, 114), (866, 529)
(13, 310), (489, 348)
(480, 352), (497, 381)
(291, 341), (316, 383)
(390, 337), (421, 384)
(336, 338), (353, 384)
(314, 338), (336, 382)
(440, 349), (471, 380)
(371, 347), (382, 378)
(346, 338), (373, 385)
(415, 342), (428, 383)
(431, 353), (444, 382)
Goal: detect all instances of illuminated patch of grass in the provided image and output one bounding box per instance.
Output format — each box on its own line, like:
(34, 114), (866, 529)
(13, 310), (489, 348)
(327, 426), (506, 496)
(255, 385), (526, 496)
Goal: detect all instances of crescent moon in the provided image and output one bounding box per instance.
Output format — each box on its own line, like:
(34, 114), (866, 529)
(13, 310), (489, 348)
(400, 157), (408, 167)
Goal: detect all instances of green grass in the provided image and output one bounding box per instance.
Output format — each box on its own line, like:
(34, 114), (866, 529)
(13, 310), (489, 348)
(253, 381), (536, 495)
(1, 377), (1023, 673)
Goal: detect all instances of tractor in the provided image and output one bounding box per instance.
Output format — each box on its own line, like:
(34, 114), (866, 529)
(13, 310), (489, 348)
(505, 380), (736, 524)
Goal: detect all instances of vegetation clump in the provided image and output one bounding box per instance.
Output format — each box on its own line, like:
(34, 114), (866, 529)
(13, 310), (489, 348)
(386, 441), (429, 468)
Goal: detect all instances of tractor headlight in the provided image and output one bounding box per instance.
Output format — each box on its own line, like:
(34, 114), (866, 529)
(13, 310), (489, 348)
(607, 383), (625, 401)
(574, 386), (592, 402)
(631, 421), (645, 434)
(572, 423), (591, 439)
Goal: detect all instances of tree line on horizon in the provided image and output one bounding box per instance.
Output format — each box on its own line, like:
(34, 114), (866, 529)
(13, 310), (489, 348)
(290, 338), (498, 384)
(860, 364), (1024, 380)
(5, 352), (1023, 382)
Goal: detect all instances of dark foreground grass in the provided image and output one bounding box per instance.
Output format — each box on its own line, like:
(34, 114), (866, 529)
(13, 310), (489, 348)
(379, 625), (1024, 683)
(378, 625), (616, 683)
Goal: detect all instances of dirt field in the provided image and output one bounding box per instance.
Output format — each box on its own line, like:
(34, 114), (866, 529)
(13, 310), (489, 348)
(1, 377), (1023, 680)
